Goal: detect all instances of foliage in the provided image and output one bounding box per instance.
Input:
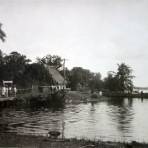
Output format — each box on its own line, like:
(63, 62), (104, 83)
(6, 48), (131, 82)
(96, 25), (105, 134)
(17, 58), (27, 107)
(91, 93), (98, 98)
(104, 63), (134, 92)
(104, 72), (118, 91)
(1, 51), (30, 81)
(0, 50), (53, 87)
(68, 67), (92, 90)
(25, 63), (53, 86)
(0, 49), (134, 92)
(37, 54), (63, 69)
(68, 67), (103, 91)
(116, 63), (134, 92)
(88, 72), (103, 93)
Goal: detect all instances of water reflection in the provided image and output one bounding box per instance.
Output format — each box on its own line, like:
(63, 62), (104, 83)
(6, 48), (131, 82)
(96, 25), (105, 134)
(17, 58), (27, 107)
(106, 98), (134, 141)
(0, 98), (148, 142)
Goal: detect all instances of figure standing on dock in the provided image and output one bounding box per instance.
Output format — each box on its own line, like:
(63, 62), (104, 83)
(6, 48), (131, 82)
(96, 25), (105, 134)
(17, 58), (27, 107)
(2, 85), (6, 97)
(8, 86), (12, 96)
(5, 85), (8, 97)
(13, 85), (17, 97)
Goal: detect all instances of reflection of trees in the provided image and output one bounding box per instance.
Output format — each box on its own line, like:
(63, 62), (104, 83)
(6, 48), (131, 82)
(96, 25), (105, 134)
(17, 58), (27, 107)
(107, 98), (134, 136)
(89, 102), (96, 118)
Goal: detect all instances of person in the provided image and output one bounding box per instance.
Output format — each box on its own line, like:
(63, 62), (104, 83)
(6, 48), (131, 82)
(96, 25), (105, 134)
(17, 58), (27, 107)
(141, 91), (144, 98)
(5, 85), (8, 97)
(13, 85), (17, 97)
(99, 91), (102, 96)
(2, 85), (6, 97)
(8, 86), (12, 96)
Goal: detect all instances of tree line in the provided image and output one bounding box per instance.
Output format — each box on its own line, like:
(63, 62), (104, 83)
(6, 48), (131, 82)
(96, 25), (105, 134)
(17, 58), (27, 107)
(0, 50), (53, 88)
(0, 22), (134, 92)
(0, 50), (134, 92)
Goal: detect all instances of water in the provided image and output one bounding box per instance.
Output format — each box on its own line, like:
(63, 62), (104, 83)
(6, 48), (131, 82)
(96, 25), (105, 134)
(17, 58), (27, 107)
(0, 98), (148, 142)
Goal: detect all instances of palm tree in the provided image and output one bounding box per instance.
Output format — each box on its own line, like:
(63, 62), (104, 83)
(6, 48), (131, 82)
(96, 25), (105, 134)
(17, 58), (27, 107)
(0, 23), (6, 42)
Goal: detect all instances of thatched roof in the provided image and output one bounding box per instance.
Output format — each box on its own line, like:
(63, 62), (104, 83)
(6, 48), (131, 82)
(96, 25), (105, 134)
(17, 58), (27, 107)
(48, 66), (65, 85)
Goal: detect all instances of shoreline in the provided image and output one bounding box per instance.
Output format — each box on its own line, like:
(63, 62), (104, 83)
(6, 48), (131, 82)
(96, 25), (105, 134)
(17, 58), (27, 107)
(0, 133), (148, 148)
(0, 91), (148, 148)
(0, 90), (147, 109)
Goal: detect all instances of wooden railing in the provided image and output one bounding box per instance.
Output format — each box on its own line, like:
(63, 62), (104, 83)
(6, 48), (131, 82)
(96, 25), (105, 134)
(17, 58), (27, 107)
(17, 88), (32, 94)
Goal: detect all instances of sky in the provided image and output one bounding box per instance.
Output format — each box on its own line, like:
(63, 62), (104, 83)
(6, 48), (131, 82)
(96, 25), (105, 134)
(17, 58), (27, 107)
(0, 0), (148, 86)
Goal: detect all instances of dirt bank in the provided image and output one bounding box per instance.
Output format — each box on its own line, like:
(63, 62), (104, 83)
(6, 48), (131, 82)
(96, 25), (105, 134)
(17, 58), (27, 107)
(0, 133), (148, 148)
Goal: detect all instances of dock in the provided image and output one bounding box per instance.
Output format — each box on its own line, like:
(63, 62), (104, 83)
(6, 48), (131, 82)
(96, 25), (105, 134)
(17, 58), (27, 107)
(0, 97), (15, 102)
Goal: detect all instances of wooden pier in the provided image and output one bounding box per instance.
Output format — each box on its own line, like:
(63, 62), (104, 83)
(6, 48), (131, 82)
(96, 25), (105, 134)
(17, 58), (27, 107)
(0, 97), (15, 102)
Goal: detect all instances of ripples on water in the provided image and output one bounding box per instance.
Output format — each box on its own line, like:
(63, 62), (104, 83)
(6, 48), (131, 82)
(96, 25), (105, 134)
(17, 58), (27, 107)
(0, 98), (148, 142)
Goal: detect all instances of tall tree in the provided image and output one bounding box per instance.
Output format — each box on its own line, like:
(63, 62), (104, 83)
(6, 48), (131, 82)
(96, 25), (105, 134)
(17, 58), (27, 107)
(104, 63), (134, 92)
(116, 63), (134, 92)
(2, 51), (31, 81)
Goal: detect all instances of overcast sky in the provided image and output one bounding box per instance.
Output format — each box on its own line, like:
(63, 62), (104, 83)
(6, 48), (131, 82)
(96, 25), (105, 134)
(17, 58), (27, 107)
(0, 0), (148, 86)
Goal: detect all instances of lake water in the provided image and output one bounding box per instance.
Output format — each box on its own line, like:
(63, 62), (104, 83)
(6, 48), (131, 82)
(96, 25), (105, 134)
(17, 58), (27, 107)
(0, 98), (148, 142)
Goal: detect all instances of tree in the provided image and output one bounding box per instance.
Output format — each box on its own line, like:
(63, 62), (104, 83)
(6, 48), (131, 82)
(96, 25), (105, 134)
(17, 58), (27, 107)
(69, 67), (92, 90)
(116, 63), (134, 92)
(103, 71), (118, 91)
(88, 72), (103, 93)
(0, 49), (4, 65)
(104, 63), (134, 92)
(0, 23), (6, 42)
(24, 63), (53, 86)
(2, 51), (31, 82)
(0, 50), (5, 83)
(37, 54), (63, 69)
(0, 50), (54, 87)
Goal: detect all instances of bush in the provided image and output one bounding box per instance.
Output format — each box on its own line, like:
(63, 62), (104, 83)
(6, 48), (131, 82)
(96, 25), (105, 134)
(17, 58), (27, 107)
(91, 93), (98, 98)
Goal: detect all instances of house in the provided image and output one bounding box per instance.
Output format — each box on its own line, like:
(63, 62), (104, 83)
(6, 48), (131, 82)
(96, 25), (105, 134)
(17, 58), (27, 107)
(37, 66), (67, 94)
(47, 66), (66, 90)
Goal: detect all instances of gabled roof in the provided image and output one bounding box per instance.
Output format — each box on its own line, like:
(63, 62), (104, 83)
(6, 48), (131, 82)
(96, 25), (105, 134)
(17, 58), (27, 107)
(48, 66), (65, 85)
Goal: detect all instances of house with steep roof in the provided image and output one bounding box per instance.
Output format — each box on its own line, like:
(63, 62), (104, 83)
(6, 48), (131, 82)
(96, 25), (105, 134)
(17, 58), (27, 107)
(48, 66), (66, 90)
